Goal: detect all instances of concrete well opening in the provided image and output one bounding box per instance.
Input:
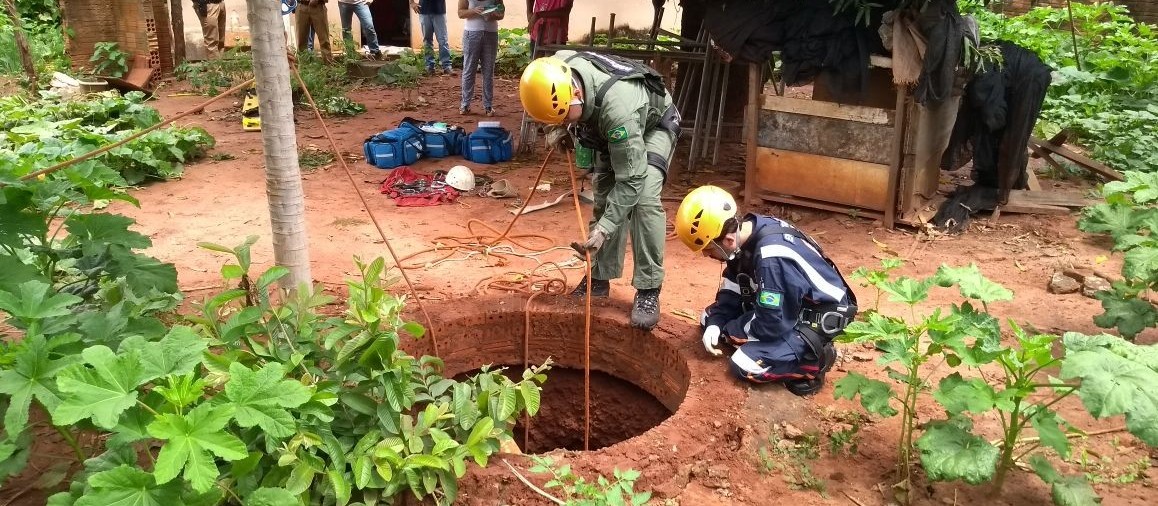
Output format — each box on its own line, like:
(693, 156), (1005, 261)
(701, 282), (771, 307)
(434, 299), (691, 453)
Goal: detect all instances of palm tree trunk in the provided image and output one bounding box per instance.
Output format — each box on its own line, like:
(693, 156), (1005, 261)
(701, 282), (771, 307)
(244, 0), (312, 289)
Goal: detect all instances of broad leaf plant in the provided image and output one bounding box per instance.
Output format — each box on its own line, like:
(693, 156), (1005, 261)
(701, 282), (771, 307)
(836, 262), (1158, 506)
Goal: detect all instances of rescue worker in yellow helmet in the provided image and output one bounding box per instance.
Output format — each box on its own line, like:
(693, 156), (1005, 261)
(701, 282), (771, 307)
(519, 51), (681, 330)
(674, 186), (858, 396)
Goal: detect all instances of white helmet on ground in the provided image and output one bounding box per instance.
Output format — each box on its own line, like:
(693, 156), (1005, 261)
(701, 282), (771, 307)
(445, 165), (475, 191)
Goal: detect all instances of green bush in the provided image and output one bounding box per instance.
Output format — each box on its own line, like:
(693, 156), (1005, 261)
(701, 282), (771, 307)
(961, 1), (1158, 173)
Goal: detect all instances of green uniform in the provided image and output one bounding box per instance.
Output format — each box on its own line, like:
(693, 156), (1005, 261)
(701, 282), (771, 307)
(555, 50), (680, 290)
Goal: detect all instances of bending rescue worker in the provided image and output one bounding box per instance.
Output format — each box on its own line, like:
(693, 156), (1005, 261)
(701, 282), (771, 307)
(519, 50), (681, 330)
(675, 186), (858, 396)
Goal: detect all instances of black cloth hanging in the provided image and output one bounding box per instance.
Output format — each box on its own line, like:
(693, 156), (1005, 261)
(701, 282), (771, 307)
(935, 41), (1052, 231)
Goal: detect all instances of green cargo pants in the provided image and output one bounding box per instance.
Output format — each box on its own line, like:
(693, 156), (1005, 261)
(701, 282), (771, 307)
(589, 127), (677, 290)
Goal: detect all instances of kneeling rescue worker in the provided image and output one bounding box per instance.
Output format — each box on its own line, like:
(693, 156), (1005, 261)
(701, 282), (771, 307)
(674, 186), (858, 395)
(518, 50), (681, 330)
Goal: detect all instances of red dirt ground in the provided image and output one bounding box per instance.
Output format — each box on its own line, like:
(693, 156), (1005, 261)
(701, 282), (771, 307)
(4, 72), (1155, 505)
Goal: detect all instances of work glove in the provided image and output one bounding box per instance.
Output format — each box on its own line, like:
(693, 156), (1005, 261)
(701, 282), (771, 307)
(702, 325), (723, 356)
(544, 125), (575, 152)
(570, 226), (608, 260)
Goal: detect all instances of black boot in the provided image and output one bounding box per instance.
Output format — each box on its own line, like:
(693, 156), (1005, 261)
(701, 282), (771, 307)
(785, 343), (836, 397)
(570, 277), (610, 298)
(630, 287), (661, 330)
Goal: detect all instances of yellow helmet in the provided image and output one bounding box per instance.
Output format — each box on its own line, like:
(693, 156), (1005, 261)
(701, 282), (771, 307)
(519, 57), (573, 125)
(675, 185), (738, 252)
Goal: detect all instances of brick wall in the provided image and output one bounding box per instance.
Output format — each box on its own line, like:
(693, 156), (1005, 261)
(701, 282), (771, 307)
(62, 0), (175, 78)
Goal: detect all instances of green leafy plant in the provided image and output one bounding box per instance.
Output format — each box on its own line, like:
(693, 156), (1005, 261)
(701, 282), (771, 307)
(20, 242), (551, 504)
(528, 456), (652, 505)
(376, 50), (424, 109)
(756, 428), (826, 494)
(174, 49), (255, 96)
(960, 1), (1158, 173)
(495, 28), (531, 76)
(836, 263), (1158, 505)
(1077, 170), (1158, 339)
(0, 6), (70, 86)
(850, 256), (904, 312)
(89, 42), (128, 78)
(318, 95), (366, 117)
(0, 91), (214, 185)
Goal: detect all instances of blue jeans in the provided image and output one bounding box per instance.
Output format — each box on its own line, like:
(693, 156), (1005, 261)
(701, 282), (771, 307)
(339, 2), (379, 55)
(461, 30), (498, 110)
(420, 14), (451, 70)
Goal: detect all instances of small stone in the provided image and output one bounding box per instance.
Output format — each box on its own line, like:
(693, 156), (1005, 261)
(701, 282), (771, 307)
(1048, 271), (1081, 294)
(712, 421), (722, 428)
(1082, 275), (1112, 298)
(851, 352), (873, 362)
(782, 423), (805, 439)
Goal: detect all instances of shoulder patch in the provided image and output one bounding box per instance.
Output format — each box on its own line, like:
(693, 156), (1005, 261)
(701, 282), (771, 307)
(757, 290), (782, 308)
(607, 125), (629, 143)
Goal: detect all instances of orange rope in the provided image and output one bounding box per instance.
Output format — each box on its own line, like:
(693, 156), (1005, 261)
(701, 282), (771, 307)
(563, 151), (593, 451)
(290, 65), (442, 357)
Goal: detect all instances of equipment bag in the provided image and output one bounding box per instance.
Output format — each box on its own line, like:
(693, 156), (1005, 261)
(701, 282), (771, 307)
(460, 126), (513, 164)
(364, 122), (425, 169)
(399, 117), (466, 158)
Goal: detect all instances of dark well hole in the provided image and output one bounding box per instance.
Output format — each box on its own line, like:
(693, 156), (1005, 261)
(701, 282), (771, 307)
(456, 366), (672, 453)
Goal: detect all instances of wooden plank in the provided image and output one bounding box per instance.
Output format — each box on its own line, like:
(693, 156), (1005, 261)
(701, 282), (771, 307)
(761, 94), (893, 125)
(1006, 189), (1095, 208)
(884, 88), (908, 229)
(1029, 143), (1069, 175)
(756, 147), (890, 211)
(1000, 194), (1073, 215)
(757, 192), (884, 221)
(758, 109), (895, 164)
(1025, 169), (1042, 191)
(1028, 136), (1124, 182)
(744, 62), (759, 204)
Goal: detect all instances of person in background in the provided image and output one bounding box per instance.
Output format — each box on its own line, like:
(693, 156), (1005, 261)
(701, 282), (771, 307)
(527, 0), (572, 48)
(296, 0), (333, 63)
(338, 0), (382, 59)
(413, 0), (454, 75)
(193, 0), (226, 55)
(458, 0), (504, 116)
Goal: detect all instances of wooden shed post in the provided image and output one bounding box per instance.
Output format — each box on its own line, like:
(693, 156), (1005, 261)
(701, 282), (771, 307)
(744, 61), (759, 205)
(170, 0), (186, 65)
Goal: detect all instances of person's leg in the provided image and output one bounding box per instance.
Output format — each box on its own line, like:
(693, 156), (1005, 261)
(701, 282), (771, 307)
(296, 8), (311, 56)
(314, 7), (333, 63)
(589, 159), (626, 284)
(479, 30), (499, 112)
(338, 3), (354, 51)
(630, 128), (676, 291)
(421, 14), (435, 71)
(460, 30), (482, 112)
(434, 15), (452, 71)
(213, 3), (226, 52)
(203, 3), (223, 53)
(728, 339), (808, 384)
(354, 3), (380, 56)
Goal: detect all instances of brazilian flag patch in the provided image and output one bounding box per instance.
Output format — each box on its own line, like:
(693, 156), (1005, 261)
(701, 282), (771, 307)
(757, 290), (782, 308)
(607, 125), (629, 143)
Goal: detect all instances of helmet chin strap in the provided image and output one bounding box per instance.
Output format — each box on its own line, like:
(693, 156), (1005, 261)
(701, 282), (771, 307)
(710, 240), (737, 261)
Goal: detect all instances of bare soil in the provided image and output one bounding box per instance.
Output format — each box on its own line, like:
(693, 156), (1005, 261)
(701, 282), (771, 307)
(2, 72), (1155, 505)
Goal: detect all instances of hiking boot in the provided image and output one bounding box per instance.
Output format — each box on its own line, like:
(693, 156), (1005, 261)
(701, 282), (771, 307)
(459, 105), (470, 115)
(785, 343), (836, 397)
(484, 107), (495, 117)
(630, 287), (661, 330)
(426, 66), (436, 75)
(570, 277), (610, 298)
(443, 67), (455, 76)
(785, 376), (824, 396)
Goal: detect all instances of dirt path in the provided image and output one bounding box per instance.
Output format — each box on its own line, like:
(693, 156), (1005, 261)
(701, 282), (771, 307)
(82, 74), (1158, 505)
